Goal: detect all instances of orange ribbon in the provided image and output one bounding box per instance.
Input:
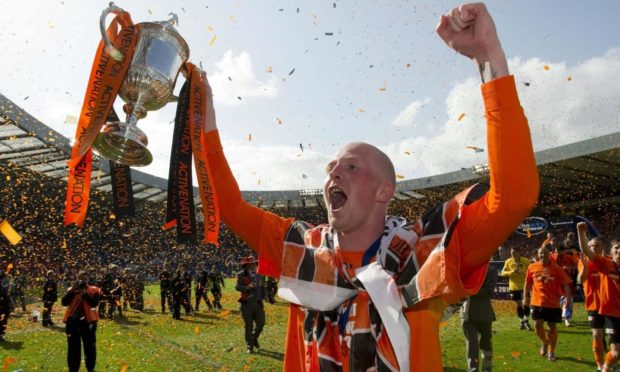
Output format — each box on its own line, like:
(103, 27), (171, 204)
(64, 12), (138, 226)
(186, 63), (221, 246)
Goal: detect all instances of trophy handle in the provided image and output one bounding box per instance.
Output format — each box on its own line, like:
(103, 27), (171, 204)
(100, 2), (126, 60)
(167, 13), (179, 26)
(168, 95), (179, 103)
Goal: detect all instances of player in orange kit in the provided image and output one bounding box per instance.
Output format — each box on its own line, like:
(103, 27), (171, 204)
(577, 222), (620, 372)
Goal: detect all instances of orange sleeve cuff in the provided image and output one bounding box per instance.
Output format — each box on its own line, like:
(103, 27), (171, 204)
(481, 75), (520, 112)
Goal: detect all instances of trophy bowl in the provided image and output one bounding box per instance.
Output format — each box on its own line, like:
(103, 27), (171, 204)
(93, 7), (189, 166)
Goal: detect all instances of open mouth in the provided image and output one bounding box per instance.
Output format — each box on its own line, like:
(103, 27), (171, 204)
(328, 186), (347, 211)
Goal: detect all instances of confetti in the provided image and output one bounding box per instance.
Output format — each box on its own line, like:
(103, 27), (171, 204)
(120, 360), (128, 372)
(0, 219), (22, 245)
(64, 114), (78, 124)
(358, 108), (365, 113)
(457, 113), (465, 122)
(543, 65), (550, 71)
(288, 68), (296, 76)
(299, 143), (304, 151)
(248, 134), (252, 142)
(406, 63), (411, 68)
(396, 174), (405, 180)
(265, 66), (273, 73)
(466, 146), (484, 153)
(524, 82), (531, 87)
(325, 32), (334, 36)
(404, 151), (411, 155)
(511, 351), (521, 358)
(209, 35), (217, 46)
(567, 76), (573, 81)
(194, 326), (200, 335)
(207, 26), (214, 32)
(276, 117), (283, 125)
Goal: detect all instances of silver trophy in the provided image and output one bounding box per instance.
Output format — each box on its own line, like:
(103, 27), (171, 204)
(92, 3), (189, 166)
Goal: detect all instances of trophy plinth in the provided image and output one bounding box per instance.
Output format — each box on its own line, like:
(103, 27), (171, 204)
(92, 5), (189, 166)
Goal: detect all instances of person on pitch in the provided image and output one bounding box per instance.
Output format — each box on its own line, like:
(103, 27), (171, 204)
(577, 223), (620, 372)
(523, 247), (571, 361)
(501, 245), (532, 330)
(577, 236), (607, 371)
(204, 2), (539, 370)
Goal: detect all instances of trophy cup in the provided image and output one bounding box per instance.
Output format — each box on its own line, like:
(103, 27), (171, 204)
(92, 3), (190, 166)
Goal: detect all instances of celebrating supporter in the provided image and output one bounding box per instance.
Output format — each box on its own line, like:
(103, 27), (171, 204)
(577, 222), (620, 372)
(523, 247), (571, 361)
(550, 238), (578, 326)
(501, 245), (532, 330)
(42, 270), (58, 327)
(577, 236), (607, 371)
(203, 2), (539, 370)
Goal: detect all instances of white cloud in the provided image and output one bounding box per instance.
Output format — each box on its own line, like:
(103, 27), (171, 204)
(209, 50), (279, 105)
(392, 98), (431, 127)
(382, 48), (620, 181)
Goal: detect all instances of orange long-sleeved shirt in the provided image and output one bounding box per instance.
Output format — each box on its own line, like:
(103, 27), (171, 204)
(205, 75), (539, 371)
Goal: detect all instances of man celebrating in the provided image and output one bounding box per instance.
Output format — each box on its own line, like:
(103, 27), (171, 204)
(501, 245), (532, 330)
(523, 247), (571, 361)
(204, 3), (539, 370)
(577, 236), (606, 371)
(577, 223), (620, 372)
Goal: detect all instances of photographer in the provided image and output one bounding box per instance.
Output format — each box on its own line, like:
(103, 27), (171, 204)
(61, 271), (102, 372)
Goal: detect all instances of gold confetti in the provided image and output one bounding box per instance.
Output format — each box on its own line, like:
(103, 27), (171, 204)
(457, 113), (466, 122)
(193, 326), (200, 335)
(207, 26), (214, 32)
(5, 176), (10, 181)
(406, 63), (411, 68)
(543, 65), (550, 71)
(209, 35), (217, 46)
(265, 66), (273, 73)
(120, 360), (128, 372)
(358, 108), (365, 113)
(110, 213), (116, 220)
(378, 81), (387, 92)
(567, 76), (573, 81)
(229, 15), (236, 22)
(404, 151), (411, 155)
(276, 117), (283, 125)
(248, 134), (252, 141)
(396, 174), (405, 180)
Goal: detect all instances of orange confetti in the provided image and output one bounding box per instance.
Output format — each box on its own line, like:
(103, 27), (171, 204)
(406, 63), (411, 68)
(404, 151), (411, 155)
(207, 26), (214, 32)
(567, 76), (572, 81)
(120, 360), (128, 372)
(457, 113), (465, 122)
(5, 176), (10, 181)
(276, 117), (283, 125)
(193, 326), (200, 335)
(265, 66), (273, 73)
(209, 35), (217, 46)
(543, 65), (550, 71)
(61, 239), (67, 249)
(378, 81), (387, 92)
(110, 214), (116, 220)
(396, 174), (405, 180)
(511, 351), (521, 358)
(358, 108), (365, 113)
(3, 357), (17, 371)
(248, 134), (252, 141)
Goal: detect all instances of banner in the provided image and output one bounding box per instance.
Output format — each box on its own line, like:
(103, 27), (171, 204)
(64, 11), (138, 227)
(164, 80), (197, 242)
(188, 65), (220, 246)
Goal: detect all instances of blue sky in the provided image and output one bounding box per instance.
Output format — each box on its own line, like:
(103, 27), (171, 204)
(1, 0), (619, 190)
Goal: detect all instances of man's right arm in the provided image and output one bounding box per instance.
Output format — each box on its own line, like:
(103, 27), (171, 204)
(203, 78), (294, 275)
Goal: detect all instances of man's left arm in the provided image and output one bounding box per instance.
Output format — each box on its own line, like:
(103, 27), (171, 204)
(437, 3), (540, 276)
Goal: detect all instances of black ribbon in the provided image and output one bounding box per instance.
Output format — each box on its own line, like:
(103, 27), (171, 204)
(165, 80), (196, 243)
(107, 109), (134, 218)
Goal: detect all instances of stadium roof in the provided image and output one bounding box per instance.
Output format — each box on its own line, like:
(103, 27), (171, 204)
(1, 92), (619, 213)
